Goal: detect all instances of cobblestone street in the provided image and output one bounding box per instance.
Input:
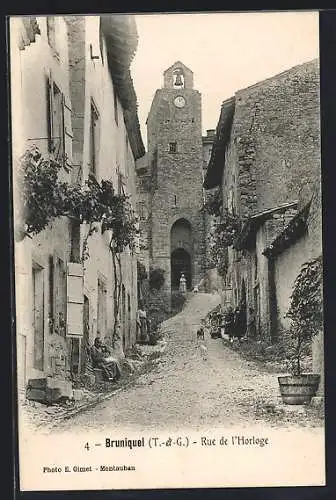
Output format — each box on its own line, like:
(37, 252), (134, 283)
(53, 294), (323, 434)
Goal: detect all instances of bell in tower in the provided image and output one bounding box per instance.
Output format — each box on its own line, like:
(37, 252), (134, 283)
(173, 68), (184, 88)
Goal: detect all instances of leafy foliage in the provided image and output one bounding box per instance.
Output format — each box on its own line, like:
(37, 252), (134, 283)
(203, 187), (223, 217)
(285, 255), (323, 375)
(16, 147), (139, 259)
(16, 146), (68, 235)
(149, 267), (165, 290)
(208, 209), (241, 276)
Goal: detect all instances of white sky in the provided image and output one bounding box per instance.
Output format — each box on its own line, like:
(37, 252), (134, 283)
(131, 11), (319, 147)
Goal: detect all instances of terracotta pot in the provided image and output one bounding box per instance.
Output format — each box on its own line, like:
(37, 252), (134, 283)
(278, 374), (320, 405)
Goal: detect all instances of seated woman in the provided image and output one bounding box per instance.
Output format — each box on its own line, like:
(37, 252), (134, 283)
(90, 337), (120, 381)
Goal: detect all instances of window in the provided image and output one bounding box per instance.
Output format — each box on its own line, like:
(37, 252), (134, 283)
(137, 201), (146, 221)
(169, 142), (177, 153)
(89, 101), (100, 176)
(70, 220), (81, 263)
(51, 84), (65, 161)
(46, 17), (60, 59)
(46, 78), (65, 162)
(174, 195), (177, 206)
(113, 86), (118, 125)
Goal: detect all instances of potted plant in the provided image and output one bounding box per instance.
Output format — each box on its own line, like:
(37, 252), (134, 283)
(278, 255), (323, 405)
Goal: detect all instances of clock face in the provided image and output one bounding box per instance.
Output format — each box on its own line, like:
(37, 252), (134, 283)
(174, 96), (186, 108)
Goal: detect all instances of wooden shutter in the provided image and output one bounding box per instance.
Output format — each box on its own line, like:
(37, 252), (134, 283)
(66, 263), (84, 337)
(46, 72), (53, 153)
(61, 93), (66, 167)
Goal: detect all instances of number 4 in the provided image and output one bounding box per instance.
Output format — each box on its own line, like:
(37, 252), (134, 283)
(84, 442), (90, 451)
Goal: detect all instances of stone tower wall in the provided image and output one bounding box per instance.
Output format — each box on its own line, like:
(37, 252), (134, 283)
(146, 65), (206, 303)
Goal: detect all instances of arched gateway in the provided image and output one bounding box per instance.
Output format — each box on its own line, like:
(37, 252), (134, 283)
(170, 218), (192, 290)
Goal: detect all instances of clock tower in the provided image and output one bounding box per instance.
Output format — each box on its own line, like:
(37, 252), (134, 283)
(138, 61), (206, 307)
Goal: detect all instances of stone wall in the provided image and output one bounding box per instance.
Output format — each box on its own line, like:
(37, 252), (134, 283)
(231, 59), (320, 219)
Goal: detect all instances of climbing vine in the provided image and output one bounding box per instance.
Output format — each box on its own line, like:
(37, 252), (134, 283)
(285, 255), (323, 375)
(207, 208), (241, 277)
(203, 187), (222, 218)
(16, 146), (139, 340)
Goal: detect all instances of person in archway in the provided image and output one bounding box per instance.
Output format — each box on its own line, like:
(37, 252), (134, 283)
(179, 273), (187, 293)
(136, 301), (148, 342)
(247, 307), (256, 338)
(225, 305), (235, 342)
(234, 304), (247, 341)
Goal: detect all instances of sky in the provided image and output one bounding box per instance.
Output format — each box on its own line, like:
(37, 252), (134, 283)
(130, 11), (319, 147)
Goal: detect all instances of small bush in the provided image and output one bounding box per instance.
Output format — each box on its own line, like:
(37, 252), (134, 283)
(145, 289), (170, 330)
(149, 267), (165, 290)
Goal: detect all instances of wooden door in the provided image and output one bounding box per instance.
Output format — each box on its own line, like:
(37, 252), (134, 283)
(33, 265), (44, 371)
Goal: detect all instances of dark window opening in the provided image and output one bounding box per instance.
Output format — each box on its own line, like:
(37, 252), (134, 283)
(137, 201), (146, 221)
(70, 221), (81, 263)
(46, 81), (65, 163)
(169, 142), (177, 153)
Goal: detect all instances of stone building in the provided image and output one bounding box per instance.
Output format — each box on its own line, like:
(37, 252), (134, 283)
(66, 15), (144, 369)
(10, 15), (144, 393)
(203, 59), (321, 341)
(11, 16), (75, 393)
(136, 62), (207, 305)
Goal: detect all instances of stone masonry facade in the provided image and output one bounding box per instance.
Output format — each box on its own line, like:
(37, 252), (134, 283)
(224, 60), (320, 220)
(204, 59), (320, 340)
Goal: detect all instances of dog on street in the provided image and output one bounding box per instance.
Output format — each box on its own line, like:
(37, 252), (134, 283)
(196, 327), (205, 341)
(198, 343), (208, 361)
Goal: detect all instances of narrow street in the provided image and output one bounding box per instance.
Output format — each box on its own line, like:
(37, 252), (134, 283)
(54, 293), (323, 434)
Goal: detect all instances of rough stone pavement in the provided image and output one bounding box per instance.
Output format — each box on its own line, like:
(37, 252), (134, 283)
(54, 293), (324, 434)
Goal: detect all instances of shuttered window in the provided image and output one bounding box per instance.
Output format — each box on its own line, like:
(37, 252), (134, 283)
(46, 75), (65, 165)
(66, 263), (84, 337)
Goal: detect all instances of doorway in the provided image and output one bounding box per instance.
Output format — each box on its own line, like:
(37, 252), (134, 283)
(240, 279), (247, 336)
(171, 248), (192, 290)
(32, 264), (45, 371)
(81, 295), (90, 373)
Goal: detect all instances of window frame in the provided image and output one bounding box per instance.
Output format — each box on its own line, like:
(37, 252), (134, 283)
(169, 141), (177, 154)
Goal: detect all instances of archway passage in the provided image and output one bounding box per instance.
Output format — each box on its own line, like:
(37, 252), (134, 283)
(171, 248), (191, 290)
